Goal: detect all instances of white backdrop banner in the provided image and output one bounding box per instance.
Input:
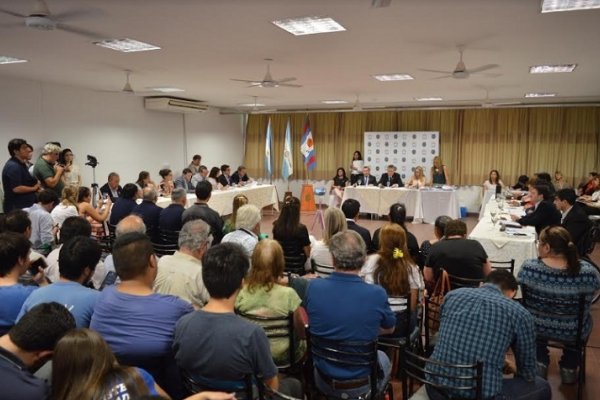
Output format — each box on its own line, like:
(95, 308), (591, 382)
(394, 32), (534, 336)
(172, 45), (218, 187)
(364, 131), (440, 181)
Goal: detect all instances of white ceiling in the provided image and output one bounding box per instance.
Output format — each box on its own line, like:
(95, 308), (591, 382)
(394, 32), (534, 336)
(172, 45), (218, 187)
(0, 0), (599, 111)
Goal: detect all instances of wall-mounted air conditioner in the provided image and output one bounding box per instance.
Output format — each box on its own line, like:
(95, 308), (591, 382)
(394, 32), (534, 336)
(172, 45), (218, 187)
(144, 97), (208, 113)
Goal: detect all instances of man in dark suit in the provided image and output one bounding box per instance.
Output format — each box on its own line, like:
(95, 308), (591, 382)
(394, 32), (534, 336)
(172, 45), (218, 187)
(131, 187), (162, 240)
(231, 165), (251, 186)
(555, 188), (592, 255)
(341, 199), (375, 254)
(378, 164), (404, 188)
(356, 166), (377, 186)
(99, 172), (122, 202)
(218, 164), (232, 188)
(511, 184), (561, 233)
(159, 187), (187, 232)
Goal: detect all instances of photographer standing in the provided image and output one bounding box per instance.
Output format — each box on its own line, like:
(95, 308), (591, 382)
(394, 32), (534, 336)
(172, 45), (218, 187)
(33, 143), (65, 198)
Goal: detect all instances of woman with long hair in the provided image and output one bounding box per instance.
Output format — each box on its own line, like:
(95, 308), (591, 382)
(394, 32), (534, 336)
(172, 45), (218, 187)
(430, 156), (449, 186)
(483, 169), (504, 192)
(272, 196), (311, 273)
(235, 239), (305, 365)
(59, 148), (81, 187)
(51, 185), (80, 228)
(207, 167), (222, 190)
(518, 226), (600, 383)
(158, 168), (174, 196)
(360, 224), (423, 335)
(223, 194), (249, 235)
(349, 150), (364, 185)
(406, 166), (427, 189)
(310, 208), (347, 268)
(329, 167), (349, 208)
(136, 171), (155, 192)
(77, 186), (111, 237)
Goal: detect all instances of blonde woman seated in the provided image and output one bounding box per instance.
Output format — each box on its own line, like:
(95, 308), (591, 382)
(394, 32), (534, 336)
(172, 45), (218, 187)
(223, 194), (249, 235)
(406, 166), (427, 189)
(235, 239), (306, 366)
(310, 208), (347, 272)
(51, 185), (80, 228)
(77, 186), (111, 236)
(360, 224), (424, 336)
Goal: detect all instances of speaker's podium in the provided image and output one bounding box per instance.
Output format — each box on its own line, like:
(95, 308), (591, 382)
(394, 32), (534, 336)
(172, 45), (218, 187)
(300, 184), (316, 212)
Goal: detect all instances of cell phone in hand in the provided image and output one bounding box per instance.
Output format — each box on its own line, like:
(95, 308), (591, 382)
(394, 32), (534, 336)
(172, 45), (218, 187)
(28, 257), (48, 276)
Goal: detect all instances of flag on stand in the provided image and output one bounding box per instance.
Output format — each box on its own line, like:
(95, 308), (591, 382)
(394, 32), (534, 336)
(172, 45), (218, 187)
(282, 118), (293, 179)
(300, 117), (316, 172)
(265, 118), (273, 177)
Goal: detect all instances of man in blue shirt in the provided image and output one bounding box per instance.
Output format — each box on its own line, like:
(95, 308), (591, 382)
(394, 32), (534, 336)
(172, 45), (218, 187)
(132, 187), (162, 240)
(109, 183), (139, 226)
(306, 230), (395, 398)
(18, 236), (101, 328)
(427, 270), (551, 400)
(2, 139), (40, 212)
(159, 187), (187, 232)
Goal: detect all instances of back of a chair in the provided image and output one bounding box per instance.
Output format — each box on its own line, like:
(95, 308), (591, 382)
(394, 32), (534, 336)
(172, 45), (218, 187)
(446, 272), (484, 290)
(311, 260), (334, 277)
(236, 310), (296, 370)
(160, 229), (180, 246)
(400, 348), (483, 400)
(490, 259), (515, 275)
(152, 241), (178, 257)
(279, 241), (307, 275)
(424, 295), (442, 355)
(380, 293), (412, 347)
(181, 370), (253, 400)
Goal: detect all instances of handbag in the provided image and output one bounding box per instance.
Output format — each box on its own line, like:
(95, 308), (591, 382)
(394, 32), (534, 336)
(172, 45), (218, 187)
(426, 270), (451, 333)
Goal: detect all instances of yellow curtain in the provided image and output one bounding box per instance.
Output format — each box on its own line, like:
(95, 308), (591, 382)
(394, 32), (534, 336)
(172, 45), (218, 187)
(244, 107), (600, 186)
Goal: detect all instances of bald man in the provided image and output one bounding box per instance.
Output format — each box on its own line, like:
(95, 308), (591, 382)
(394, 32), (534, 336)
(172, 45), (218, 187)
(103, 215), (147, 287)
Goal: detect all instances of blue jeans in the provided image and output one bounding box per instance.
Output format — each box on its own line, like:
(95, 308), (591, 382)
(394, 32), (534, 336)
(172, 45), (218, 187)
(536, 340), (580, 369)
(314, 350), (391, 398)
(426, 376), (551, 400)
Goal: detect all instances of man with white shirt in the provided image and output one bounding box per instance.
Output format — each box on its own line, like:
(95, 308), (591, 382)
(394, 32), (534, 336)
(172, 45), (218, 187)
(221, 204), (261, 258)
(191, 165), (208, 188)
(555, 188), (591, 255)
(100, 172), (122, 203)
(24, 190), (58, 255)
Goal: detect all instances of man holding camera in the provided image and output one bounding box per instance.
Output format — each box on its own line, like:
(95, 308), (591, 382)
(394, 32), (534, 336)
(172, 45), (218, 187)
(32, 143), (65, 198)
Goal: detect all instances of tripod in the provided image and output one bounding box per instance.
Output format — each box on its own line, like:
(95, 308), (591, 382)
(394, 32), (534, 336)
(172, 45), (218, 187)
(311, 187), (326, 232)
(85, 155), (100, 208)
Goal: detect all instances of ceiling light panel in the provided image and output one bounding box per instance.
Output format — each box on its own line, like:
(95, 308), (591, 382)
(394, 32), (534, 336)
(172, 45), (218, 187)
(372, 74), (414, 81)
(525, 92), (557, 98)
(529, 64), (577, 73)
(415, 97), (443, 101)
(148, 87), (185, 93)
(541, 0), (600, 13)
(94, 39), (161, 53)
(239, 103), (265, 107)
(321, 100), (349, 104)
(272, 16), (346, 36)
(0, 56), (28, 64)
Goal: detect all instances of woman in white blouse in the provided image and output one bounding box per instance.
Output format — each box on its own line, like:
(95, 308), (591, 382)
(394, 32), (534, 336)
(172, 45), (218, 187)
(51, 185), (80, 228)
(59, 149), (81, 187)
(483, 169), (505, 192)
(310, 208), (347, 272)
(406, 166), (427, 189)
(349, 150), (364, 186)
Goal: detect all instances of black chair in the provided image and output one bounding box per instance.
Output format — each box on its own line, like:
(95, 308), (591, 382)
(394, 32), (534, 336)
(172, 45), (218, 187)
(160, 229), (180, 245)
(151, 229), (179, 257)
(400, 348), (483, 400)
(306, 332), (392, 400)
(279, 242), (307, 275)
(446, 272), (484, 290)
(235, 310), (302, 372)
(118, 353), (184, 399)
(490, 259), (515, 275)
(311, 260), (334, 277)
(521, 284), (588, 400)
(181, 370), (254, 400)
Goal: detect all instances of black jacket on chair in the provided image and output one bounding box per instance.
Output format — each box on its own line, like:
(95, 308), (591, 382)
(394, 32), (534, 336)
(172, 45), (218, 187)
(356, 175), (377, 186)
(517, 200), (561, 234)
(347, 220), (375, 254)
(378, 173), (404, 188)
(562, 203), (592, 254)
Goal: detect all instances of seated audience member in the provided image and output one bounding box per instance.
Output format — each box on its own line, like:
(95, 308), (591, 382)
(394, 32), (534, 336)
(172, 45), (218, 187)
(223, 194), (248, 235)
(0, 209), (46, 264)
(424, 219), (492, 287)
(329, 168), (349, 208)
(158, 168), (174, 197)
(306, 230), (395, 398)
(518, 226), (600, 383)
(174, 243), (301, 397)
(578, 171), (598, 196)
(99, 172), (122, 202)
(207, 167), (222, 190)
(236, 239), (305, 365)
(51, 328), (169, 399)
(554, 188), (592, 255)
(0, 302), (76, 400)
(512, 174), (529, 191)
(188, 154), (202, 175)
(218, 164), (232, 188)
(534, 172), (556, 196)
(511, 184), (561, 233)
(406, 166), (427, 189)
(310, 208), (347, 269)
(272, 196), (311, 271)
(174, 168), (195, 193)
(0, 232), (45, 335)
(191, 165), (209, 188)
(553, 170), (569, 190)
(230, 165), (251, 186)
(356, 166), (377, 186)
(135, 170), (155, 193)
(483, 169), (504, 192)
(24, 189), (59, 254)
(90, 232), (193, 363)
(154, 220), (211, 308)
(378, 164), (403, 188)
(109, 183), (139, 226)
(182, 181), (224, 245)
(579, 185), (600, 215)
(159, 187), (187, 233)
(418, 215), (452, 268)
(372, 203), (419, 261)
(132, 187), (162, 240)
(103, 215), (146, 281)
(77, 186), (112, 236)
(426, 270), (551, 400)
(51, 186), (79, 228)
(45, 216), (107, 290)
(32, 142), (65, 198)
(221, 204), (261, 258)
(2, 138), (40, 212)
(360, 224), (424, 336)
(18, 237), (101, 328)
(342, 198), (374, 254)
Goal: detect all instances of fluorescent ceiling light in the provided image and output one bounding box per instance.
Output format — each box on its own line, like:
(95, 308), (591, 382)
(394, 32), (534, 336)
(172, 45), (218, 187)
(0, 56), (28, 64)
(525, 92), (557, 98)
(529, 64), (577, 73)
(147, 87), (185, 93)
(541, 0), (600, 13)
(415, 97), (443, 101)
(372, 74), (414, 81)
(272, 16), (346, 36)
(321, 100), (349, 104)
(239, 103), (265, 107)
(94, 38), (160, 53)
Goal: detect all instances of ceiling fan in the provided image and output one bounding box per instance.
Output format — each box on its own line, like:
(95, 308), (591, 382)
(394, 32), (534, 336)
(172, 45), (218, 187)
(220, 96), (277, 115)
(101, 70), (155, 96)
(230, 59), (302, 88)
(420, 46), (499, 80)
(0, 0), (104, 39)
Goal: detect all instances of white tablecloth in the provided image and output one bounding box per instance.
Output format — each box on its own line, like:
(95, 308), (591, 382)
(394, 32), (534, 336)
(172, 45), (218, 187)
(419, 189), (460, 224)
(155, 184), (279, 216)
(478, 190), (496, 220)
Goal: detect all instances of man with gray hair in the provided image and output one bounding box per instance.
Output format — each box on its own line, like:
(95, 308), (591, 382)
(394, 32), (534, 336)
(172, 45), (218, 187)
(32, 143), (65, 197)
(159, 187), (187, 232)
(305, 230), (395, 399)
(131, 187), (161, 240)
(221, 204), (261, 258)
(153, 219), (211, 308)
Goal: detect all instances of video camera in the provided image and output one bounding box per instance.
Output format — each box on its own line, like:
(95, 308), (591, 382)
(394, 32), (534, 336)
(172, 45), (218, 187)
(85, 154), (98, 168)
